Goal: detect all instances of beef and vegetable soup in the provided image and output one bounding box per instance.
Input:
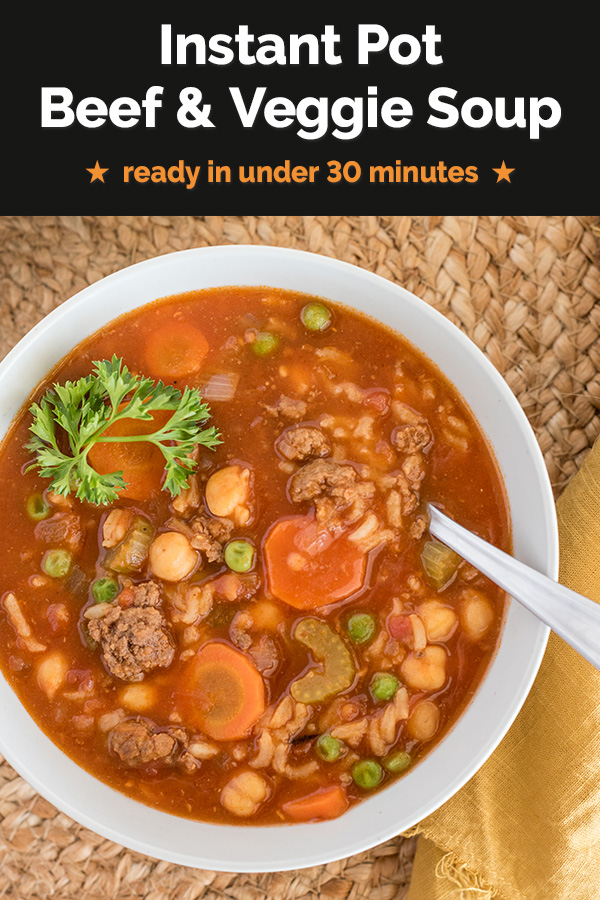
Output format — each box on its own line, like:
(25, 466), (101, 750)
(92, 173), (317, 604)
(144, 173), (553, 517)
(0, 288), (509, 824)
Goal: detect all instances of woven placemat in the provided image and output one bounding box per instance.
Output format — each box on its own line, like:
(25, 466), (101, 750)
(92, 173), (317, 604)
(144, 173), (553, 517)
(0, 215), (598, 899)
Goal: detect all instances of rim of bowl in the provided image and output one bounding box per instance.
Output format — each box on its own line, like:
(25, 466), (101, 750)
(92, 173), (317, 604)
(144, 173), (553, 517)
(0, 245), (557, 871)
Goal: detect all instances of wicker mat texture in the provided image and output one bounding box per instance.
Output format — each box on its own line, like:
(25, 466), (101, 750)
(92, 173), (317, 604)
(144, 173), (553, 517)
(0, 215), (598, 900)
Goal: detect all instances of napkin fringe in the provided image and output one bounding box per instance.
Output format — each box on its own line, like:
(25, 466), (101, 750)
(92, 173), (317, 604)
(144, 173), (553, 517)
(436, 852), (498, 899)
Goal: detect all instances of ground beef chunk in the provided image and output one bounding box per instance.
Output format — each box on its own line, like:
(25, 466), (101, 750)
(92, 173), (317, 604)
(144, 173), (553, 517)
(178, 750), (199, 773)
(409, 516), (428, 541)
(382, 447), (426, 531)
(128, 580), (161, 607)
(109, 719), (176, 766)
(386, 473), (419, 517)
(401, 453), (425, 488)
(229, 610), (253, 650)
(189, 514), (234, 563)
(265, 394), (308, 420)
(88, 584), (174, 681)
(392, 424), (432, 454)
(275, 425), (331, 461)
(290, 459), (375, 529)
(249, 635), (280, 677)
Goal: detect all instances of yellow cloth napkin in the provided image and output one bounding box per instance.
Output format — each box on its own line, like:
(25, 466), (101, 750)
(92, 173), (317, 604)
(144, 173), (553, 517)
(407, 441), (600, 900)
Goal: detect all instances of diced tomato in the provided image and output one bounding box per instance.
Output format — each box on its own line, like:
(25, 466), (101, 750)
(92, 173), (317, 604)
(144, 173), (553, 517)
(388, 614), (413, 642)
(116, 588), (135, 608)
(364, 390), (390, 416)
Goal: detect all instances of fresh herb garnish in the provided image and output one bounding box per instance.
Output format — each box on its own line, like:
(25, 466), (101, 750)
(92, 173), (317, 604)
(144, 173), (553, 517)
(26, 355), (221, 505)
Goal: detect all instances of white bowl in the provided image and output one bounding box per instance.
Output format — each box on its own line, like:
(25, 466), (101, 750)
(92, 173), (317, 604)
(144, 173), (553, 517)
(0, 246), (557, 871)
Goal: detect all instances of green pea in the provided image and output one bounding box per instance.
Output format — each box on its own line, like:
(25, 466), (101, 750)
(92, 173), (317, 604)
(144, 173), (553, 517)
(352, 759), (383, 790)
(224, 539), (255, 573)
(346, 612), (376, 645)
(383, 750), (412, 774)
(92, 577), (119, 603)
(370, 672), (399, 702)
(26, 493), (50, 521)
(252, 332), (279, 357)
(301, 302), (332, 332)
(42, 549), (72, 579)
(316, 733), (343, 762)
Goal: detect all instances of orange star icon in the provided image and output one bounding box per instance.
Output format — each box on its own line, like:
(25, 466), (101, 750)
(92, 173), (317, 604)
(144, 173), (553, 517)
(86, 161), (109, 183)
(493, 161), (515, 183)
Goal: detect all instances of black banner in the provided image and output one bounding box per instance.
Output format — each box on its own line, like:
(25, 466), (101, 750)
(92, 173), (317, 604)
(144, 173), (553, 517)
(3, 5), (596, 210)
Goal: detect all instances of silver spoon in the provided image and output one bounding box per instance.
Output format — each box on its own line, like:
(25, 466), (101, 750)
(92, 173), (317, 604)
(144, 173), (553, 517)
(427, 504), (600, 671)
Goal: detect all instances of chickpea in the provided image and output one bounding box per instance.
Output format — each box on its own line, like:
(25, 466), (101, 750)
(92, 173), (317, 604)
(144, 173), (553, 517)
(419, 600), (457, 642)
(250, 599), (286, 632)
(149, 532), (198, 582)
(205, 465), (252, 526)
(406, 700), (440, 742)
(221, 770), (269, 817)
(401, 645), (447, 692)
(460, 589), (494, 641)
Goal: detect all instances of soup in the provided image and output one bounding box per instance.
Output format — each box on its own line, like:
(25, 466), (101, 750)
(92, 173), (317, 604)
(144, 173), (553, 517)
(0, 288), (509, 824)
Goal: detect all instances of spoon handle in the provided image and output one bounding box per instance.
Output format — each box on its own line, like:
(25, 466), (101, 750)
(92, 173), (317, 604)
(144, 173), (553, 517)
(427, 504), (600, 672)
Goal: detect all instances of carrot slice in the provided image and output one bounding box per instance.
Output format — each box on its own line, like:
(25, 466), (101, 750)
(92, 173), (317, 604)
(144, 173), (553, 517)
(263, 514), (366, 610)
(145, 322), (209, 379)
(282, 785), (348, 822)
(182, 642), (266, 741)
(87, 409), (170, 501)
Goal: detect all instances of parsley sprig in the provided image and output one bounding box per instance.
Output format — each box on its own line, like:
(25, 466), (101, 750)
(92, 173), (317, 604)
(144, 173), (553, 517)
(26, 356), (221, 505)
